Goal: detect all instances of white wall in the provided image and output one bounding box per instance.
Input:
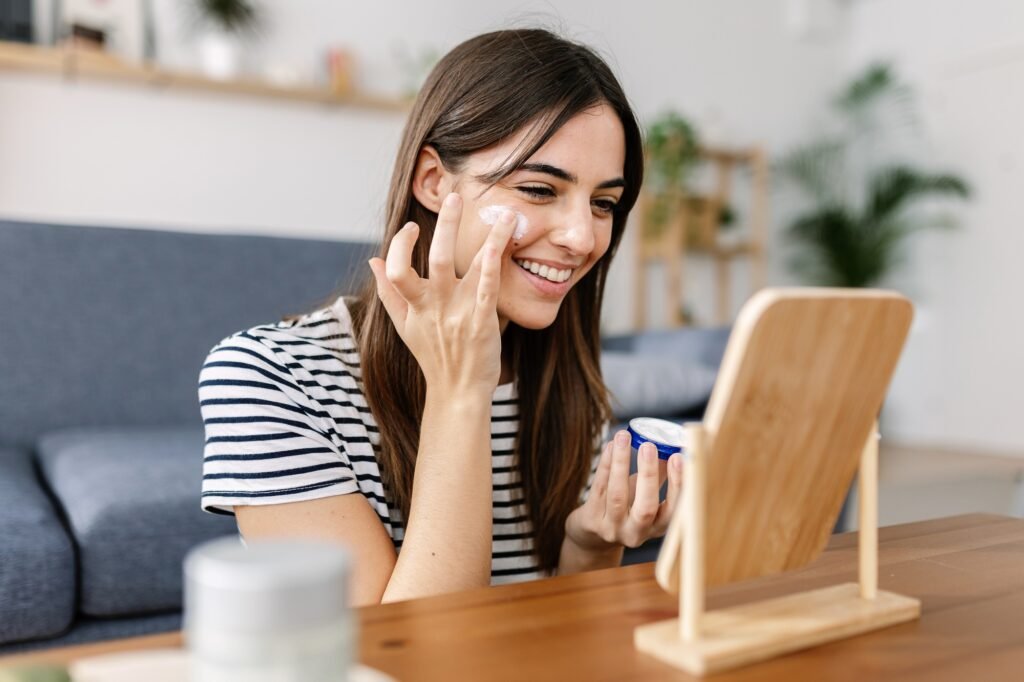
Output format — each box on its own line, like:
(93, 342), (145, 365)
(844, 0), (1024, 455)
(0, 0), (845, 305)
(36, 3), (1024, 452)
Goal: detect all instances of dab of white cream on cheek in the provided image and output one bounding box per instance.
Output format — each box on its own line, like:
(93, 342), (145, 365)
(478, 205), (529, 241)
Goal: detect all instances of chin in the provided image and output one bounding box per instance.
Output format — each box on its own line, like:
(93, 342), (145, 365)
(514, 316), (559, 331)
(502, 304), (562, 331)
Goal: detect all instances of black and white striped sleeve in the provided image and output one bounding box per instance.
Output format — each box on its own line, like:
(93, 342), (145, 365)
(198, 332), (359, 515)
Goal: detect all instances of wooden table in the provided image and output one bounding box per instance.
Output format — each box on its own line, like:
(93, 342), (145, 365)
(4, 514), (1024, 680)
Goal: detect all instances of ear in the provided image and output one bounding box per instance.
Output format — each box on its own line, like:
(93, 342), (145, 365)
(411, 145), (454, 213)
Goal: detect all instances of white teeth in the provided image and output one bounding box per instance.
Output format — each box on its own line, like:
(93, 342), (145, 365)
(515, 259), (573, 283)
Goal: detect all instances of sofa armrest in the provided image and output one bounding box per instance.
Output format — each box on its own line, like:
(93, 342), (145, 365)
(0, 448), (76, 645)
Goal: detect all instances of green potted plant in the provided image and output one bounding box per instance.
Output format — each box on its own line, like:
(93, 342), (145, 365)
(643, 111), (700, 238)
(643, 111), (738, 245)
(192, 0), (261, 80)
(778, 63), (970, 287)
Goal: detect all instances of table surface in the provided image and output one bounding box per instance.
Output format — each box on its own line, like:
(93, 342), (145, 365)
(4, 513), (1024, 681)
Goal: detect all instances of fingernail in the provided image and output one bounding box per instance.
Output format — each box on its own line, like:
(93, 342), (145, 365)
(445, 193), (460, 208)
(499, 209), (515, 224)
(615, 431), (629, 447)
(673, 455), (683, 470)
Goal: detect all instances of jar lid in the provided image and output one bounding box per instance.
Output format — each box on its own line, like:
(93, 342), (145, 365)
(627, 417), (689, 459)
(184, 537), (350, 635)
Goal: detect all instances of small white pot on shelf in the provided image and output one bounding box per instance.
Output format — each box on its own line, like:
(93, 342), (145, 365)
(198, 29), (244, 81)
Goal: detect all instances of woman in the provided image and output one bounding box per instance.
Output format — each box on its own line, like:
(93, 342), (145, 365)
(199, 28), (683, 606)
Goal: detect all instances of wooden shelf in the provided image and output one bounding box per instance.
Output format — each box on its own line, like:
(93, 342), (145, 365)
(634, 145), (770, 329)
(0, 40), (411, 111)
(689, 240), (763, 258)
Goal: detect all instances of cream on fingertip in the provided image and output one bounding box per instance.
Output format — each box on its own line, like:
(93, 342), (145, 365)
(478, 204), (529, 240)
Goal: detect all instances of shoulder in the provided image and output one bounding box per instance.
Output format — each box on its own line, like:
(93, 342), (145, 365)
(206, 297), (357, 364)
(199, 297), (365, 403)
(217, 296), (354, 349)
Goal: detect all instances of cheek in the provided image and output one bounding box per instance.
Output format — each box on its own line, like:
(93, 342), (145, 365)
(596, 226), (614, 257)
(586, 225), (615, 267)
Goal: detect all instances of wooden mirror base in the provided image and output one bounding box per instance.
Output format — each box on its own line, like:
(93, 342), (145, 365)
(635, 583), (920, 676)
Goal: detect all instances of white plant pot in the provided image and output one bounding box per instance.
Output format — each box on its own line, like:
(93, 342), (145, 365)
(199, 31), (243, 81)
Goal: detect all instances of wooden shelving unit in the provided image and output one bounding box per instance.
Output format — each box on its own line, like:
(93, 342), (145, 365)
(633, 145), (769, 329)
(0, 40), (410, 111)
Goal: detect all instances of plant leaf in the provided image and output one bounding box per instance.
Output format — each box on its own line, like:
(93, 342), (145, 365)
(864, 165), (971, 224)
(776, 137), (846, 206)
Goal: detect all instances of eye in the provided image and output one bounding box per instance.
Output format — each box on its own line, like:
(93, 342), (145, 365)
(592, 198), (619, 216)
(517, 185), (555, 200)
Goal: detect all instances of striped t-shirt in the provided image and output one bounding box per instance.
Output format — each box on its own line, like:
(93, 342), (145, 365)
(199, 297), (598, 584)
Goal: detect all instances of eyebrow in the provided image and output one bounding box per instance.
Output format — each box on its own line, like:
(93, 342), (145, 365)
(517, 162), (626, 190)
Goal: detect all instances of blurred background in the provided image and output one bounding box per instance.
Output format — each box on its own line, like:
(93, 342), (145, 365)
(2, 0), (1022, 525)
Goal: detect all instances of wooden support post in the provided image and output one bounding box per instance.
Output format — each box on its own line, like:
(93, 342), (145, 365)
(633, 192), (649, 331)
(858, 422), (880, 600)
(680, 423), (707, 641)
(667, 205), (685, 327)
(715, 255), (731, 325)
(749, 148), (769, 293)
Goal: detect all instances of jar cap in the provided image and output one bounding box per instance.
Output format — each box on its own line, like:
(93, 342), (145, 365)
(184, 537), (350, 636)
(627, 417), (689, 459)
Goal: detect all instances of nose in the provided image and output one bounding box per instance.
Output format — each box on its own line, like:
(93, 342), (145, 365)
(549, 202), (596, 256)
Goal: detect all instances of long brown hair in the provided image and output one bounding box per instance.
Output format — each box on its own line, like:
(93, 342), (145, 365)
(346, 29), (644, 571)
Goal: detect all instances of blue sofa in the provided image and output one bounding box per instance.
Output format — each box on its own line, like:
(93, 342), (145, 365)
(0, 219), (726, 653)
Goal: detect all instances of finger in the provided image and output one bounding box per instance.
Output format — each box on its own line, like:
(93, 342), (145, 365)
(653, 452), (684, 532)
(605, 430), (631, 523)
(368, 258), (408, 324)
(385, 223), (425, 305)
(427, 193), (461, 284)
(485, 207), (519, 255)
(462, 206), (515, 286)
(471, 209), (517, 325)
(465, 207), (517, 278)
(629, 443), (661, 528)
(472, 243), (503, 326)
(587, 441), (613, 503)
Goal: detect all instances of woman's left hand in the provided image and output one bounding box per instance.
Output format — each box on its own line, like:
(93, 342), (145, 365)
(564, 429), (683, 552)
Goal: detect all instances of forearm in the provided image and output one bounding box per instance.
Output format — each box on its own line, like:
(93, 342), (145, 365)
(557, 534), (624, 576)
(382, 388), (494, 602)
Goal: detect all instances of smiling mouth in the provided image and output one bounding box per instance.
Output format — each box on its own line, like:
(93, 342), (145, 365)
(513, 258), (574, 283)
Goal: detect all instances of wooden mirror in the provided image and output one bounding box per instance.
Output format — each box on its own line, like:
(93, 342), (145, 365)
(637, 288), (920, 675)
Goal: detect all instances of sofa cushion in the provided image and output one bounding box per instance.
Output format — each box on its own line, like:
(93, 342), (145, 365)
(0, 447), (76, 644)
(602, 352), (718, 420)
(36, 427), (236, 617)
(602, 326), (732, 362)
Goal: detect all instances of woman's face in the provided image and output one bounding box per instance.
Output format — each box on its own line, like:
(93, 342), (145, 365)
(443, 104), (627, 331)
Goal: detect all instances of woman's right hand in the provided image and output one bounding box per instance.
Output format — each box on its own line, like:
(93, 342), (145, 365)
(368, 193), (518, 395)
